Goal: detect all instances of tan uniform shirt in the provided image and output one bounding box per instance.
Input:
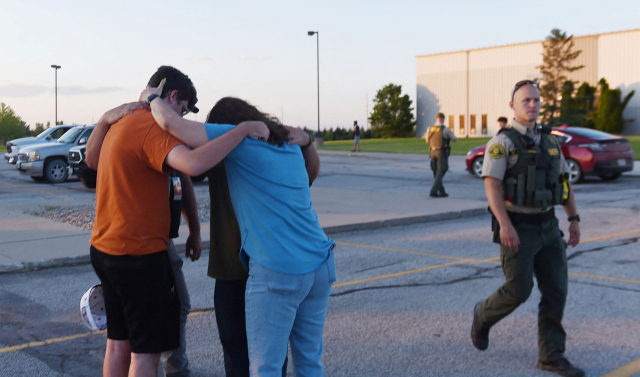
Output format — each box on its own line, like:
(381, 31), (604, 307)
(481, 119), (570, 214)
(425, 123), (456, 144)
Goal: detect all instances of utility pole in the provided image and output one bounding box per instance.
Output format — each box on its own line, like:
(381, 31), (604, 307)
(51, 65), (61, 125)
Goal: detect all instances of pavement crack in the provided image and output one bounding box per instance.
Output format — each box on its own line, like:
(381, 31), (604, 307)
(355, 260), (405, 273)
(332, 266), (500, 297)
(567, 237), (639, 261)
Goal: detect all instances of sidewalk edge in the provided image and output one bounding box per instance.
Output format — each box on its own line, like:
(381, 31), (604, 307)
(0, 207), (488, 274)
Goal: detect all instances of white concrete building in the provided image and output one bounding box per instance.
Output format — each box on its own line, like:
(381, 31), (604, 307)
(416, 29), (640, 137)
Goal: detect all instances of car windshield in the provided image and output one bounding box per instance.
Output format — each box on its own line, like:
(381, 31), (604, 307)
(35, 129), (51, 139)
(57, 128), (84, 144)
(565, 127), (617, 140)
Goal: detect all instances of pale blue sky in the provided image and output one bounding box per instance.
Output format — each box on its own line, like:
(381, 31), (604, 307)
(1, 0), (638, 130)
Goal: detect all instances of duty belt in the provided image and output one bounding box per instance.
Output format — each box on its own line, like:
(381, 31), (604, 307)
(507, 207), (555, 225)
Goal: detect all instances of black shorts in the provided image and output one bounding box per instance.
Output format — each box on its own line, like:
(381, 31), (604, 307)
(90, 246), (180, 354)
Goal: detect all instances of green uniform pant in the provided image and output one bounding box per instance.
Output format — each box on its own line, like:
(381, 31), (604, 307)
(478, 217), (568, 362)
(430, 155), (449, 195)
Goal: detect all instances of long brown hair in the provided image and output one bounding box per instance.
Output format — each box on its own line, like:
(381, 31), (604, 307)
(205, 97), (289, 146)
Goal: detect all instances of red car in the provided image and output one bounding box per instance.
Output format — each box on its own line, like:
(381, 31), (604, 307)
(465, 126), (635, 184)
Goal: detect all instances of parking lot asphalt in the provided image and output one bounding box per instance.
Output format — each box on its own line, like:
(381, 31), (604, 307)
(1, 151), (640, 376)
(0, 153), (493, 273)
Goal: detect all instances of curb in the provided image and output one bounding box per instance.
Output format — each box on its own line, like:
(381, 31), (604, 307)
(0, 207), (488, 275)
(322, 207), (488, 234)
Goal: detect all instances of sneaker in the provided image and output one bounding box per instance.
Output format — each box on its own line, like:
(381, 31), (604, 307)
(429, 193), (441, 198)
(438, 192), (449, 197)
(537, 358), (585, 377)
(471, 302), (490, 350)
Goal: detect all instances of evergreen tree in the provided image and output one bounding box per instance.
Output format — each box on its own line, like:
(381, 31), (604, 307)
(536, 29), (584, 126)
(573, 82), (597, 128)
(369, 83), (415, 138)
(594, 78), (635, 134)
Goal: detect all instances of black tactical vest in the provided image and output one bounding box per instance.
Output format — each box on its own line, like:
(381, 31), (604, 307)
(499, 126), (566, 209)
(428, 125), (450, 158)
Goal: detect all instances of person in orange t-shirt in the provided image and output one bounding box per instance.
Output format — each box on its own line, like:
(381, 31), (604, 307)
(86, 66), (269, 377)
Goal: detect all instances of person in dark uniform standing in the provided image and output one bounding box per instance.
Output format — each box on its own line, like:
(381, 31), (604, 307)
(471, 80), (584, 377)
(426, 112), (457, 197)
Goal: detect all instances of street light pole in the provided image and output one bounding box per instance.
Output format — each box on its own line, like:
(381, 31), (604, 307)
(51, 65), (61, 125)
(307, 31), (323, 146)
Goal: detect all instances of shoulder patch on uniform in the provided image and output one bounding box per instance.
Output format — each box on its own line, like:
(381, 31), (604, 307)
(488, 144), (506, 159)
(548, 148), (559, 156)
(547, 135), (556, 144)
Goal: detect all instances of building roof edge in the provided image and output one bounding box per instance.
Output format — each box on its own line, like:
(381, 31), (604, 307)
(415, 28), (640, 59)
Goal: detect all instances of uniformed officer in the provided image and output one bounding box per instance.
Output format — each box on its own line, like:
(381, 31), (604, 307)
(471, 80), (584, 377)
(425, 112), (457, 197)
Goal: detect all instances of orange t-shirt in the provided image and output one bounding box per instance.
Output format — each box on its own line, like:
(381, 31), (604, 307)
(91, 109), (183, 256)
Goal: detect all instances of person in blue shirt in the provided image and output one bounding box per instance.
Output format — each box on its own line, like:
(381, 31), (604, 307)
(143, 83), (337, 377)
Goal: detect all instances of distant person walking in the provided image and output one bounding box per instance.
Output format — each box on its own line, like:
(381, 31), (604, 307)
(425, 113), (457, 197)
(497, 116), (508, 129)
(352, 121), (361, 152)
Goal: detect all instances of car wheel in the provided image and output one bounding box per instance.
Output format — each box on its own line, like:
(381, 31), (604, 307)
(190, 173), (207, 182)
(472, 156), (484, 178)
(599, 173), (621, 182)
(44, 158), (69, 183)
(80, 177), (97, 189)
(31, 176), (46, 182)
(565, 158), (583, 184)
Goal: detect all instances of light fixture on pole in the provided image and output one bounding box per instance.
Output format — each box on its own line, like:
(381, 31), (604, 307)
(51, 65), (61, 125)
(307, 31), (322, 146)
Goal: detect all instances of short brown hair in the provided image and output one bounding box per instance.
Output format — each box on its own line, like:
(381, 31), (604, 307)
(436, 113), (445, 120)
(497, 117), (508, 123)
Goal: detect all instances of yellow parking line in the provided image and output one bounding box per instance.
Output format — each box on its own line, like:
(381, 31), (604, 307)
(333, 259), (474, 288)
(0, 179), (72, 200)
(569, 272), (640, 285)
(0, 309), (214, 354)
(335, 241), (468, 261)
(582, 229), (640, 243)
(0, 331), (106, 354)
(600, 358), (640, 377)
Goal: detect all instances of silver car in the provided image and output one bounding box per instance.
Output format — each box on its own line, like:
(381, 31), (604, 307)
(4, 125), (73, 164)
(16, 125), (94, 183)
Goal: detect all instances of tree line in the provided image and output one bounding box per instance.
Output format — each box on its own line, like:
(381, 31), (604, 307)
(0, 102), (62, 145)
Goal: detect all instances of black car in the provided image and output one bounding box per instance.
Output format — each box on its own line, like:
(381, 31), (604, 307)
(68, 145), (97, 188)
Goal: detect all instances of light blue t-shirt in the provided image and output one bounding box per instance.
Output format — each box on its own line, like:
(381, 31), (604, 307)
(205, 123), (335, 274)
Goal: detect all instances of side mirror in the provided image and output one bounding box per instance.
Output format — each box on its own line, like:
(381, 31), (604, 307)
(78, 137), (88, 145)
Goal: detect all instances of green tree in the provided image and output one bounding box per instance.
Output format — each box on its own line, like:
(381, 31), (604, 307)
(594, 78), (635, 134)
(369, 83), (415, 138)
(536, 29), (584, 126)
(31, 122), (51, 136)
(0, 103), (29, 144)
(557, 81), (597, 127)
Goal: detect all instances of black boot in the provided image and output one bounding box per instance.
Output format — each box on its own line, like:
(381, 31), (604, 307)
(537, 358), (585, 377)
(471, 302), (490, 350)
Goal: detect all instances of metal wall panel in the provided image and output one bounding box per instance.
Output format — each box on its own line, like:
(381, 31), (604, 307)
(569, 36), (598, 86)
(468, 43), (542, 136)
(598, 30), (640, 135)
(416, 52), (467, 137)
